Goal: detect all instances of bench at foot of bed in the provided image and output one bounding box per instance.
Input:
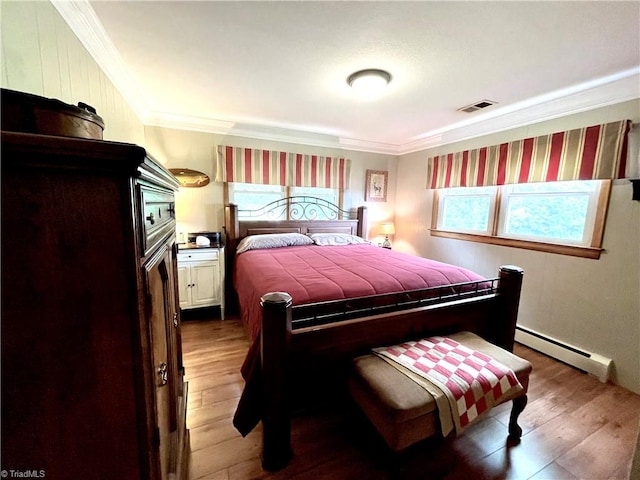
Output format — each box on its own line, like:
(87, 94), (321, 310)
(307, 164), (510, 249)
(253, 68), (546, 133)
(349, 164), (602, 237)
(349, 331), (532, 452)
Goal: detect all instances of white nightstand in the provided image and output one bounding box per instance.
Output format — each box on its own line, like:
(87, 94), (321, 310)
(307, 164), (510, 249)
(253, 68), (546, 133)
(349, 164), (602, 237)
(177, 246), (225, 318)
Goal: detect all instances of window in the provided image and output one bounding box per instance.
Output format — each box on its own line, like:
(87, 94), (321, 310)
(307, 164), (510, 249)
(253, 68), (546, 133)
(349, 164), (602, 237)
(228, 183), (285, 216)
(432, 180), (611, 259)
(437, 186), (496, 235)
(498, 181), (602, 246)
(227, 183), (340, 220)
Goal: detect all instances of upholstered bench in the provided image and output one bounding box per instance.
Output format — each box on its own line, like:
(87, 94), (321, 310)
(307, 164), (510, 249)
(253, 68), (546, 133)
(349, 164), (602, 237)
(349, 331), (532, 451)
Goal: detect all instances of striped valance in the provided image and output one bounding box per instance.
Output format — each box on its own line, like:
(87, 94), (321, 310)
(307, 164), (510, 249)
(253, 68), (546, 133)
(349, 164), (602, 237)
(427, 120), (631, 189)
(216, 146), (351, 189)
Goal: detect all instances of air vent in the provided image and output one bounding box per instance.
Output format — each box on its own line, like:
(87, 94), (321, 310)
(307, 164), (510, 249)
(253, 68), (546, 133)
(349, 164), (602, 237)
(458, 99), (498, 113)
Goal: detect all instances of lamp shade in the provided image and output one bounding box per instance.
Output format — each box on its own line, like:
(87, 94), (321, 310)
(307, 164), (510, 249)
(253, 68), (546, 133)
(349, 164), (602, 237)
(380, 223), (395, 235)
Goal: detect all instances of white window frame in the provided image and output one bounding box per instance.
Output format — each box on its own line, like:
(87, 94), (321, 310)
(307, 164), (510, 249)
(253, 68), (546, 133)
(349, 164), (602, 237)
(290, 186), (339, 206)
(435, 186), (497, 236)
(225, 183), (341, 220)
(227, 183), (285, 206)
(497, 181), (603, 247)
(431, 180), (612, 259)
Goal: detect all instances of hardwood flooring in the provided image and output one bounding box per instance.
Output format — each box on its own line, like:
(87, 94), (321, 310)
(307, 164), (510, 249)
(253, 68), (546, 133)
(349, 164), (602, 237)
(182, 316), (640, 480)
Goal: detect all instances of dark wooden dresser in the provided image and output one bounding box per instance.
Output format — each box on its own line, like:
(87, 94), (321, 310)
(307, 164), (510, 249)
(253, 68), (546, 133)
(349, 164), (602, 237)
(1, 131), (189, 479)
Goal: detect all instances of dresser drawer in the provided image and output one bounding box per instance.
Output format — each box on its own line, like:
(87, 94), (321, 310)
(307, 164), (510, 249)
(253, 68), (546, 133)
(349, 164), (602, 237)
(177, 250), (219, 262)
(140, 184), (175, 256)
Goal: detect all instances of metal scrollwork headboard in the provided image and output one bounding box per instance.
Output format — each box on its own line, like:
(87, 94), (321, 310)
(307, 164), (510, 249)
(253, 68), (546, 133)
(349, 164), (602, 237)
(237, 196), (356, 221)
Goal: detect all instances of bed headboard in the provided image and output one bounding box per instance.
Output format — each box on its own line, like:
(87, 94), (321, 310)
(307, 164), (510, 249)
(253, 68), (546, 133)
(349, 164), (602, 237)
(223, 196), (368, 313)
(224, 196), (367, 243)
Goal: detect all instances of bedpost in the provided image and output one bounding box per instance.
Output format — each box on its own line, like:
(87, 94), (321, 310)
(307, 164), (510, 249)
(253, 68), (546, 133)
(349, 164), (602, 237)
(260, 292), (293, 471)
(357, 206), (367, 238)
(224, 203), (239, 249)
(224, 204), (240, 313)
(495, 265), (524, 352)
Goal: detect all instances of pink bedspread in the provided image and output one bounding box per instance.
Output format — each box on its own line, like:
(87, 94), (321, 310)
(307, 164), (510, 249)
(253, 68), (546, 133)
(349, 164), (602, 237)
(234, 244), (485, 341)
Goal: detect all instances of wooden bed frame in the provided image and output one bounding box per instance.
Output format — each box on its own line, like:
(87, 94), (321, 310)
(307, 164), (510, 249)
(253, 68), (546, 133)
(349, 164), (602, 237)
(224, 197), (524, 471)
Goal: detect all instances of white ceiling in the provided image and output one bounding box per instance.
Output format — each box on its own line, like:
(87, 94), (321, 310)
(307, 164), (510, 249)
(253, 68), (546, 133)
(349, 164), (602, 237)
(56, 1), (640, 154)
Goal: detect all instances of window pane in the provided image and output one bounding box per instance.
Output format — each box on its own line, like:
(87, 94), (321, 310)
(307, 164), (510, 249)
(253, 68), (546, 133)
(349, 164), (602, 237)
(231, 183), (285, 219)
(441, 196), (491, 232)
(291, 187), (338, 205)
(501, 180), (600, 245)
(503, 193), (590, 242)
(290, 187), (339, 220)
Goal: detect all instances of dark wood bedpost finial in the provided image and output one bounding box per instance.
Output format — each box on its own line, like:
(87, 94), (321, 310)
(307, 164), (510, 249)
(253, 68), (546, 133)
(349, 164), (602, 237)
(224, 203), (239, 242)
(260, 292), (293, 471)
(497, 265), (524, 352)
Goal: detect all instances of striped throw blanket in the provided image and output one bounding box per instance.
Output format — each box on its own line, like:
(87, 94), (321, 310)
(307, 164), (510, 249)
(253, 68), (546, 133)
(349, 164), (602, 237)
(373, 335), (522, 436)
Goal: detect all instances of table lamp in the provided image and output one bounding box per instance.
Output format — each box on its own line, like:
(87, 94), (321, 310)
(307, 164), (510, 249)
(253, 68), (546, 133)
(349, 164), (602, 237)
(380, 222), (395, 249)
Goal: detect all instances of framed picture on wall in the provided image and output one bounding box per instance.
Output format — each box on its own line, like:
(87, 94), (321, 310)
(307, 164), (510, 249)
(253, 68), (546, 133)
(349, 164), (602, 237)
(365, 170), (388, 202)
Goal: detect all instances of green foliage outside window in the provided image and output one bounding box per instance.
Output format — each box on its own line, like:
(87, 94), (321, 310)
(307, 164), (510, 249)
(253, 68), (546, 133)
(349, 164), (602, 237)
(504, 194), (589, 242)
(442, 196), (491, 232)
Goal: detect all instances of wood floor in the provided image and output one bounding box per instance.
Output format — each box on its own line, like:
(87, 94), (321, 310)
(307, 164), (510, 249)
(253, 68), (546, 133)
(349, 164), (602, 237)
(182, 315), (640, 480)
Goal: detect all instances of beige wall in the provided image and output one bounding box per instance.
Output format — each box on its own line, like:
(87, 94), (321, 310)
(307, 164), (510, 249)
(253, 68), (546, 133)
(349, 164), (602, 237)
(1, 1), (145, 144)
(396, 99), (640, 393)
(143, 126), (397, 243)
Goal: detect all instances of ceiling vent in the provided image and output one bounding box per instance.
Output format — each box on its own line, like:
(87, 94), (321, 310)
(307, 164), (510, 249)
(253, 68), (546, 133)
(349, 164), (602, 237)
(458, 99), (498, 113)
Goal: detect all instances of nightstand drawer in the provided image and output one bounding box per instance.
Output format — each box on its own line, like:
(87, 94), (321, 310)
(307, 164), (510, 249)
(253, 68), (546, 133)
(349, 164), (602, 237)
(177, 250), (219, 262)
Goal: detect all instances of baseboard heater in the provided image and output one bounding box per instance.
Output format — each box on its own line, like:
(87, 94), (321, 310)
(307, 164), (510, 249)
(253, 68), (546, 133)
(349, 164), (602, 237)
(515, 326), (612, 383)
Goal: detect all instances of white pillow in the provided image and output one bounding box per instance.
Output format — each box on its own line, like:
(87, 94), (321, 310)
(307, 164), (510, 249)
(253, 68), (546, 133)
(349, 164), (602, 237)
(310, 233), (370, 246)
(236, 233), (313, 254)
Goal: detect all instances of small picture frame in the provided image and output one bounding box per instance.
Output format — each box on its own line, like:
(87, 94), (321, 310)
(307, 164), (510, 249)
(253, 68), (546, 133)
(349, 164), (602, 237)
(365, 170), (388, 202)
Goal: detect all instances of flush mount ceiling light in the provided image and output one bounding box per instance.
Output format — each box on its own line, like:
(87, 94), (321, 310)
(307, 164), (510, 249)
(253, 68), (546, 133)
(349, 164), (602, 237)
(347, 69), (392, 98)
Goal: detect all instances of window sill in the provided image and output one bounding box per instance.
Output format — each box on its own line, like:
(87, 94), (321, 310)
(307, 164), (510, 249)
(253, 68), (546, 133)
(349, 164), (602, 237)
(429, 229), (603, 259)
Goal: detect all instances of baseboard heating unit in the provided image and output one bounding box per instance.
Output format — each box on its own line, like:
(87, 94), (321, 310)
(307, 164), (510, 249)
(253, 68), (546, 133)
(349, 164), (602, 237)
(515, 326), (613, 383)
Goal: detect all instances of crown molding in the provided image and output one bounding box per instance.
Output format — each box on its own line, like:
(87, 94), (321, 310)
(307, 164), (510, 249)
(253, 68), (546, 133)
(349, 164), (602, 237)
(399, 68), (640, 155)
(144, 113), (236, 136)
(146, 110), (403, 154)
(51, 0), (149, 120)
(145, 112), (361, 152)
(55, 0), (639, 157)
(338, 137), (402, 155)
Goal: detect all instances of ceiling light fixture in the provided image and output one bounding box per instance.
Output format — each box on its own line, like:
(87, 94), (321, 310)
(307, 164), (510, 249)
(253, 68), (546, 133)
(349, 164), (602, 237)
(347, 69), (392, 98)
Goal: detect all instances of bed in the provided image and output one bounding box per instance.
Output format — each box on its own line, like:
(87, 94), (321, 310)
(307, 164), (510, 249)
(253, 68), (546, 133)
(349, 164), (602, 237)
(223, 197), (524, 470)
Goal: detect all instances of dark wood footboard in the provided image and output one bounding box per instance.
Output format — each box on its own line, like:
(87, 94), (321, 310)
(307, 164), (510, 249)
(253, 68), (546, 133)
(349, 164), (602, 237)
(259, 265), (524, 470)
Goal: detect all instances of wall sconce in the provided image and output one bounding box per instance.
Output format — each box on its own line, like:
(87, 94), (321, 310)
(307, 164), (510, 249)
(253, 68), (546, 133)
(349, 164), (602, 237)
(380, 222), (395, 249)
(169, 168), (210, 188)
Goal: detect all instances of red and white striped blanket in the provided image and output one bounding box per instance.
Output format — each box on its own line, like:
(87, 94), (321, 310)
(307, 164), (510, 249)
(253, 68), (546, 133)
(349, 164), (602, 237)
(373, 336), (522, 436)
